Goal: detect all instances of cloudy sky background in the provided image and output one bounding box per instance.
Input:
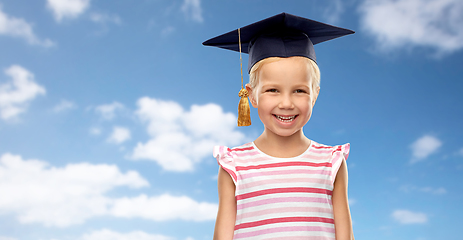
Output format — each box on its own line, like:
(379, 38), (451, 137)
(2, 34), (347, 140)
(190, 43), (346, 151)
(0, 0), (462, 239)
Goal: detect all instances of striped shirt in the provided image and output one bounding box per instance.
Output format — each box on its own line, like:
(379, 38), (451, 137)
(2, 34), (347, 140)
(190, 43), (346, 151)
(213, 140), (350, 240)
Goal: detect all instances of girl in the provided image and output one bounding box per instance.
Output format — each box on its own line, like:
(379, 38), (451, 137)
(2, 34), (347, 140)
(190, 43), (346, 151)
(204, 13), (355, 240)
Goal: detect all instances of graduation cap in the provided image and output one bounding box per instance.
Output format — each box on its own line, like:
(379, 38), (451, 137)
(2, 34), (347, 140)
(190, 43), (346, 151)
(203, 12), (354, 127)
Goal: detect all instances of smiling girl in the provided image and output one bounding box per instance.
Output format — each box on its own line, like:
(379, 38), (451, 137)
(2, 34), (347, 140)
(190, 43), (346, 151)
(204, 13), (355, 240)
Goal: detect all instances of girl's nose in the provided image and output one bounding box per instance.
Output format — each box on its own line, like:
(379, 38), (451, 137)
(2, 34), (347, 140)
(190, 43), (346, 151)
(278, 94), (294, 109)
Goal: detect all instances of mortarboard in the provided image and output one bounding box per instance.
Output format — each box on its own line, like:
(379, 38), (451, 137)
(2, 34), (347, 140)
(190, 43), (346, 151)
(203, 12), (354, 126)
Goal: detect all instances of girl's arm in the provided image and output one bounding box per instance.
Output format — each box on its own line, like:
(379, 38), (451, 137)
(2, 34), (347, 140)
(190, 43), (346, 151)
(213, 166), (237, 240)
(332, 159), (354, 240)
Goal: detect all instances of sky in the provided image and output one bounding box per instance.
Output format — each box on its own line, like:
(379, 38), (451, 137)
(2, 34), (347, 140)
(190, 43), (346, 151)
(0, 0), (462, 239)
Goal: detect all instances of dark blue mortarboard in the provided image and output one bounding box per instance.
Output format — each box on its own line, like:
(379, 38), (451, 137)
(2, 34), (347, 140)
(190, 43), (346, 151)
(203, 12), (355, 73)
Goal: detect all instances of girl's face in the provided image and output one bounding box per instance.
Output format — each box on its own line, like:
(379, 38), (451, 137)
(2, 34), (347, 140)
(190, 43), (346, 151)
(247, 57), (319, 138)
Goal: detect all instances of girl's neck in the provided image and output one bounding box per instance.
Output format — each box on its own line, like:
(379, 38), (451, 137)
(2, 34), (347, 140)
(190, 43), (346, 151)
(254, 129), (311, 158)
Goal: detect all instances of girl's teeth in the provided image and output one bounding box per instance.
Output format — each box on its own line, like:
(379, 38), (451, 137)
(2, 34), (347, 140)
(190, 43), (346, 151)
(276, 115), (295, 122)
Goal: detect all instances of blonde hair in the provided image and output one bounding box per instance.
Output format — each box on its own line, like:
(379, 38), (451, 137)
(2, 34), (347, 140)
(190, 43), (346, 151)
(249, 56), (320, 97)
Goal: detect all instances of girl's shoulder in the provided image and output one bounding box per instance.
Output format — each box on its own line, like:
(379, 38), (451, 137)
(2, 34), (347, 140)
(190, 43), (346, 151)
(212, 142), (254, 159)
(310, 140), (350, 155)
(212, 142), (254, 185)
(310, 140), (351, 185)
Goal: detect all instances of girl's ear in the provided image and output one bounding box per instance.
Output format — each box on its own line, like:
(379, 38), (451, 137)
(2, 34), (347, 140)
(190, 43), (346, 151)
(312, 86), (320, 107)
(246, 83), (258, 108)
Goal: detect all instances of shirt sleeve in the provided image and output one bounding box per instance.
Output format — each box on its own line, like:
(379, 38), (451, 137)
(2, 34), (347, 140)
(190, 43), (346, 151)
(330, 143), (350, 185)
(213, 145), (238, 185)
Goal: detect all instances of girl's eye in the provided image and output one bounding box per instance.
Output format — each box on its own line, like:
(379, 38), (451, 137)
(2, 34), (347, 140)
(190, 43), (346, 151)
(266, 89), (278, 93)
(295, 89), (307, 93)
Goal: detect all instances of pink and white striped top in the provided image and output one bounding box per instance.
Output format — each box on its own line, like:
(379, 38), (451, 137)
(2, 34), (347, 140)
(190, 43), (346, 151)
(213, 140), (350, 240)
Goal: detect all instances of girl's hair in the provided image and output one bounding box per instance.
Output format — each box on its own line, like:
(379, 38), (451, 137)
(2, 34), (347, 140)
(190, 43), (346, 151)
(249, 56), (321, 97)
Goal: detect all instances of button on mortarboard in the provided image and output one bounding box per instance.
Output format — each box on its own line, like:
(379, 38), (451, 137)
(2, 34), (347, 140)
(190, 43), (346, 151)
(203, 12), (355, 72)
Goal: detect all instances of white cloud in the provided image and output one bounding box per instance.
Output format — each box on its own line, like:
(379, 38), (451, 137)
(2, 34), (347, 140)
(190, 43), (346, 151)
(47, 0), (90, 22)
(95, 101), (124, 120)
(392, 209), (428, 224)
(410, 135), (442, 163)
(132, 132), (196, 171)
(111, 194), (217, 221)
(420, 187), (446, 195)
(0, 65), (46, 120)
(457, 148), (463, 157)
(89, 127), (101, 136)
(0, 6), (54, 47)
(131, 97), (246, 172)
(107, 126), (131, 144)
(359, 0), (463, 55)
(80, 229), (173, 240)
(348, 198), (356, 205)
(0, 153), (149, 227)
(0, 153), (219, 227)
(181, 0), (203, 23)
(89, 12), (121, 25)
(400, 184), (447, 195)
(0, 237), (17, 240)
(161, 26), (175, 37)
(323, 0), (344, 24)
(53, 99), (76, 112)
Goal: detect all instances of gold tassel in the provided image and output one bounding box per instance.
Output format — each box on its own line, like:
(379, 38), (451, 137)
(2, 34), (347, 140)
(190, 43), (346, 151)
(236, 28), (251, 127)
(238, 88), (251, 126)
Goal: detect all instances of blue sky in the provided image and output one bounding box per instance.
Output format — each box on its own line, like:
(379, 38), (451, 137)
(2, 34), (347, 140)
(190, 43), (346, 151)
(0, 0), (462, 239)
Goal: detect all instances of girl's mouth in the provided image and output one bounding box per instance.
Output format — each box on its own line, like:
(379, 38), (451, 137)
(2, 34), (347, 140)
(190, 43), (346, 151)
(274, 115), (297, 122)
